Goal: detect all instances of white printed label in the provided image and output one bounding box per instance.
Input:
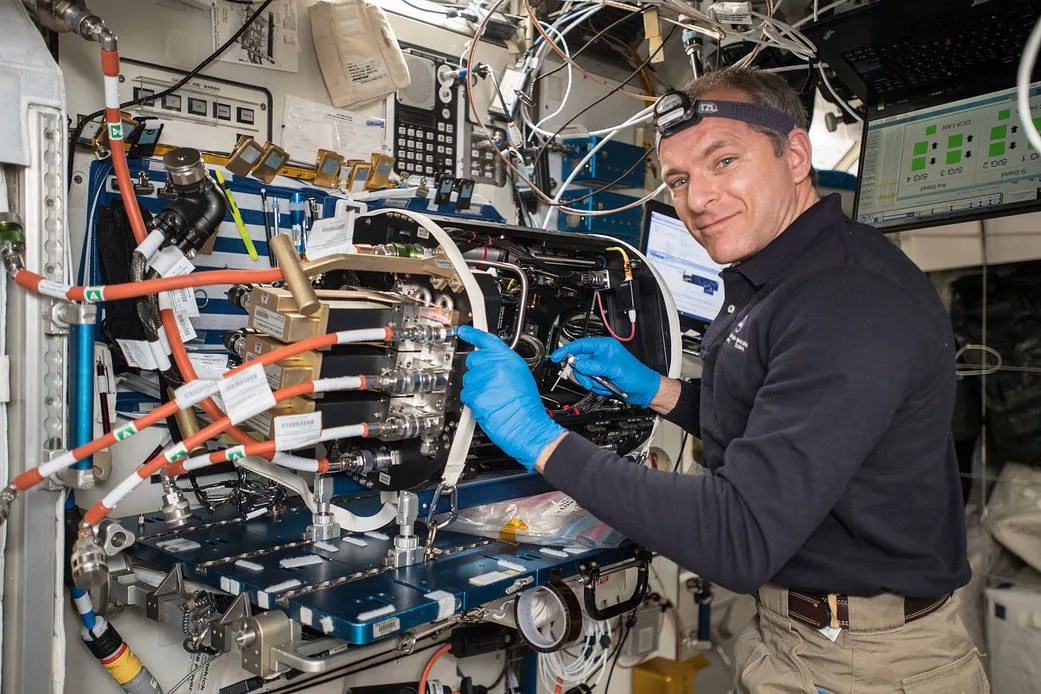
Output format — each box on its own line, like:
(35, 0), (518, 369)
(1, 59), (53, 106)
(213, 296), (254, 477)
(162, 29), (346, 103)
(174, 378), (221, 409)
(171, 287), (200, 317)
(219, 363), (277, 425)
(274, 412), (323, 450)
(37, 279), (71, 300)
(156, 538), (201, 553)
(150, 246), (195, 277)
(116, 339), (158, 370)
(372, 616), (401, 637)
(305, 215), (355, 260)
(187, 353), (229, 380)
(711, 1), (752, 23)
(252, 306), (288, 339)
(246, 411), (273, 436)
(171, 303), (198, 342)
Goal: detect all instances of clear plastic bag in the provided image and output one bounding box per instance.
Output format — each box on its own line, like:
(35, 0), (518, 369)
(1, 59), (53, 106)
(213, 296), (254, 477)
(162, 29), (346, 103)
(437, 491), (624, 548)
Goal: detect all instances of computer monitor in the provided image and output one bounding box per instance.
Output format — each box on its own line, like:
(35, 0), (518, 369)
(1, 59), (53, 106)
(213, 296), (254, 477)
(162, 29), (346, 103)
(855, 81), (1041, 232)
(641, 200), (726, 331)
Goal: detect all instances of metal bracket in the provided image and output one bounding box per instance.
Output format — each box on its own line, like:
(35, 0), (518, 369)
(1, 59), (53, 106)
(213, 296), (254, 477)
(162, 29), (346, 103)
(146, 564), (185, 621)
(240, 610), (301, 677)
(212, 593), (252, 653)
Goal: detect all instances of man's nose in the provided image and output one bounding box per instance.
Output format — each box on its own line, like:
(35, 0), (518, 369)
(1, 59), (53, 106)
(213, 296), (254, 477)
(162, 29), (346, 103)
(683, 172), (717, 214)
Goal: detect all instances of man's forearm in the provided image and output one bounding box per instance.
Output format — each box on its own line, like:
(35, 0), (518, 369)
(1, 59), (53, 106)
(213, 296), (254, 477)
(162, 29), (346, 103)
(649, 376), (682, 416)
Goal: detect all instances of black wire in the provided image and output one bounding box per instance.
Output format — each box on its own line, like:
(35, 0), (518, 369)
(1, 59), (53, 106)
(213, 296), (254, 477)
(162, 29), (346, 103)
(674, 432), (689, 472)
(532, 11), (643, 86)
(398, 0), (456, 16)
(602, 621), (632, 691)
(528, 25), (678, 196)
(67, 0), (276, 184)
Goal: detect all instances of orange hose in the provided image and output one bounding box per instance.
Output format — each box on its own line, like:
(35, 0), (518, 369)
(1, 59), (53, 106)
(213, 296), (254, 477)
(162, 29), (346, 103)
(161, 310), (255, 447)
(83, 381), (315, 526)
(417, 644), (452, 694)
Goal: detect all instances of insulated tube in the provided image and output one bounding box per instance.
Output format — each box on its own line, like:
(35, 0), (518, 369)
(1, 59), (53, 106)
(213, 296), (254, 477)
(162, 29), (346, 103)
(70, 321), (95, 471)
(82, 616), (162, 694)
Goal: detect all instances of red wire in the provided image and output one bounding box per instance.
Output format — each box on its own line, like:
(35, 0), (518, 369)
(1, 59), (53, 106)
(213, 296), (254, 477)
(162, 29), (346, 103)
(417, 644), (452, 694)
(595, 291), (636, 342)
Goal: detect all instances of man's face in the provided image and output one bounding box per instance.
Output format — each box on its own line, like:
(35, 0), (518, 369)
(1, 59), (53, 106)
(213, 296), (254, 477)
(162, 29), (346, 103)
(658, 87), (808, 265)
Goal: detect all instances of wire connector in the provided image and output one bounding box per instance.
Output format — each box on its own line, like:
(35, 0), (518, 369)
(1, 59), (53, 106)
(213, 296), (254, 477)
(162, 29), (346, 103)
(0, 485), (18, 525)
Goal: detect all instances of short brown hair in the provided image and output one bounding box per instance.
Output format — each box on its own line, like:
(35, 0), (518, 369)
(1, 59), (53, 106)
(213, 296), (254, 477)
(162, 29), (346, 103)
(684, 66), (809, 157)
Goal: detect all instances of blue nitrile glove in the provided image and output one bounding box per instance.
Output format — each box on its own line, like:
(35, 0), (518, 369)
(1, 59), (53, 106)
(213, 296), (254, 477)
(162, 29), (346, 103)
(457, 326), (566, 471)
(550, 337), (661, 407)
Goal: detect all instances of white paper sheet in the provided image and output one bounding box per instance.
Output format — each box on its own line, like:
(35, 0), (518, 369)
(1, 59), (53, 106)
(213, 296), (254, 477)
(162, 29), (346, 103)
(281, 94), (389, 163)
(212, 0), (299, 73)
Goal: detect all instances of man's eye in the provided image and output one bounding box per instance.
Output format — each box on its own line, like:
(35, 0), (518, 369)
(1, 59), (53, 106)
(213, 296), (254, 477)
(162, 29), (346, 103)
(668, 177), (688, 189)
(717, 156), (736, 168)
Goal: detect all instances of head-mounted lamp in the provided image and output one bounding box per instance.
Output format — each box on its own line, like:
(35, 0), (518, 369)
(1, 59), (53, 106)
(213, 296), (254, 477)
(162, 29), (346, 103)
(653, 90), (797, 141)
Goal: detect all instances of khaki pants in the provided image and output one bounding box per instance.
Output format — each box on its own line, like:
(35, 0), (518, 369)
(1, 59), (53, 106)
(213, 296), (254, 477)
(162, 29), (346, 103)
(733, 585), (989, 693)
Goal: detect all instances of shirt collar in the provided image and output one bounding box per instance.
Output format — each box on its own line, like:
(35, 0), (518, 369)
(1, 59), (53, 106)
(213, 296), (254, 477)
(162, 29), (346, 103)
(730, 194), (845, 289)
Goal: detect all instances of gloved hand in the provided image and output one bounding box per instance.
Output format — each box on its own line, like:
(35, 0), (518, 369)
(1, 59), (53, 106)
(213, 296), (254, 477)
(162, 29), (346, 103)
(457, 325), (566, 471)
(550, 337), (661, 407)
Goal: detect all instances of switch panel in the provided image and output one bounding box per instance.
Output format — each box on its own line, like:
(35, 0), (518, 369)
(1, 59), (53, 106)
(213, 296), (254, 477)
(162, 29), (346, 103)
(390, 47), (466, 182)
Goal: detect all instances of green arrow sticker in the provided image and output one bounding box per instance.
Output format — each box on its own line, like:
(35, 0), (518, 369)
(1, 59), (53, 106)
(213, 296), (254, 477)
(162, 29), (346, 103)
(113, 424), (136, 441)
(108, 123), (123, 141)
(85, 288), (103, 302)
(227, 447), (246, 461)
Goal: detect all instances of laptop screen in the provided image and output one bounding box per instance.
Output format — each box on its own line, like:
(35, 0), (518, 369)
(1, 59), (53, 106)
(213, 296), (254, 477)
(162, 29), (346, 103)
(855, 81), (1041, 232)
(641, 201), (726, 329)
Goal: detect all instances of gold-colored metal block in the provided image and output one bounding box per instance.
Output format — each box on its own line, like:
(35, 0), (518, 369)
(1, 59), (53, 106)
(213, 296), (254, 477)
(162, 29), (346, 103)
(631, 655), (710, 694)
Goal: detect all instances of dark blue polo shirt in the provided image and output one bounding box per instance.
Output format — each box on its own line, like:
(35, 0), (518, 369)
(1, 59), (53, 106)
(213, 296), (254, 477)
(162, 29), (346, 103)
(544, 194), (970, 597)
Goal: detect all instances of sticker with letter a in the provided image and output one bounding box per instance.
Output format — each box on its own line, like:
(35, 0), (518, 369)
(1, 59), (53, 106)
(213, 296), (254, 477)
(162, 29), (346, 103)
(108, 123), (123, 141)
(85, 288), (103, 302)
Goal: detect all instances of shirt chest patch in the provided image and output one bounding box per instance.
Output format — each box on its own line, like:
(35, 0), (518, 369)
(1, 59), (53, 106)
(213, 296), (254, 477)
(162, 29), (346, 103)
(724, 315), (750, 353)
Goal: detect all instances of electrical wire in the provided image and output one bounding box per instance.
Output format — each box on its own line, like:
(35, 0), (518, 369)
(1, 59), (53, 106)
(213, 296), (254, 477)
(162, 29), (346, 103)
(418, 643), (452, 694)
(596, 291), (635, 342)
(602, 619), (632, 692)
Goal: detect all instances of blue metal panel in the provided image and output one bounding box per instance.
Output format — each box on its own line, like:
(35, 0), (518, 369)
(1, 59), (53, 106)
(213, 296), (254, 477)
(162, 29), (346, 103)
(127, 496), (638, 646)
(561, 137), (648, 188)
(556, 188), (645, 247)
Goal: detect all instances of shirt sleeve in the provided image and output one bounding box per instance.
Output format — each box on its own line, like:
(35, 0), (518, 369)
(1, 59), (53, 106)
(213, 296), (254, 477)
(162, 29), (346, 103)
(658, 379), (701, 437)
(543, 267), (937, 594)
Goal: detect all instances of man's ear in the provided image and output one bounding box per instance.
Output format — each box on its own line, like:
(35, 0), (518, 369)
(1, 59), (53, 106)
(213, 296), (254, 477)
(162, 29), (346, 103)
(785, 129), (814, 184)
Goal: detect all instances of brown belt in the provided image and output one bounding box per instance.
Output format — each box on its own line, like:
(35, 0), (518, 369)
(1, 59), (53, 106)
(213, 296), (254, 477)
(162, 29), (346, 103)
(787, 591), (951, 630)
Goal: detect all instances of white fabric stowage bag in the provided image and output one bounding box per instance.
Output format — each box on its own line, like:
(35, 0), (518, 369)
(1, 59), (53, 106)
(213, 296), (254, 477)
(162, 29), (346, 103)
(308, 0), (411, 108)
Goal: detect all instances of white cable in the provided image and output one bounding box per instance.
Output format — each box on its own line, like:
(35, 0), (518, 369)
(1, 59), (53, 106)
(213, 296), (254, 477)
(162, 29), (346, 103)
(0, 168), (8, 213)
(522, 103), (655, 145)
(530, 23), (577, 137)
(817, 62), (862, 123)
(1018, 13), (1041, 153)
(793, 0), (853, 28)
(541, 127), (625, 228)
